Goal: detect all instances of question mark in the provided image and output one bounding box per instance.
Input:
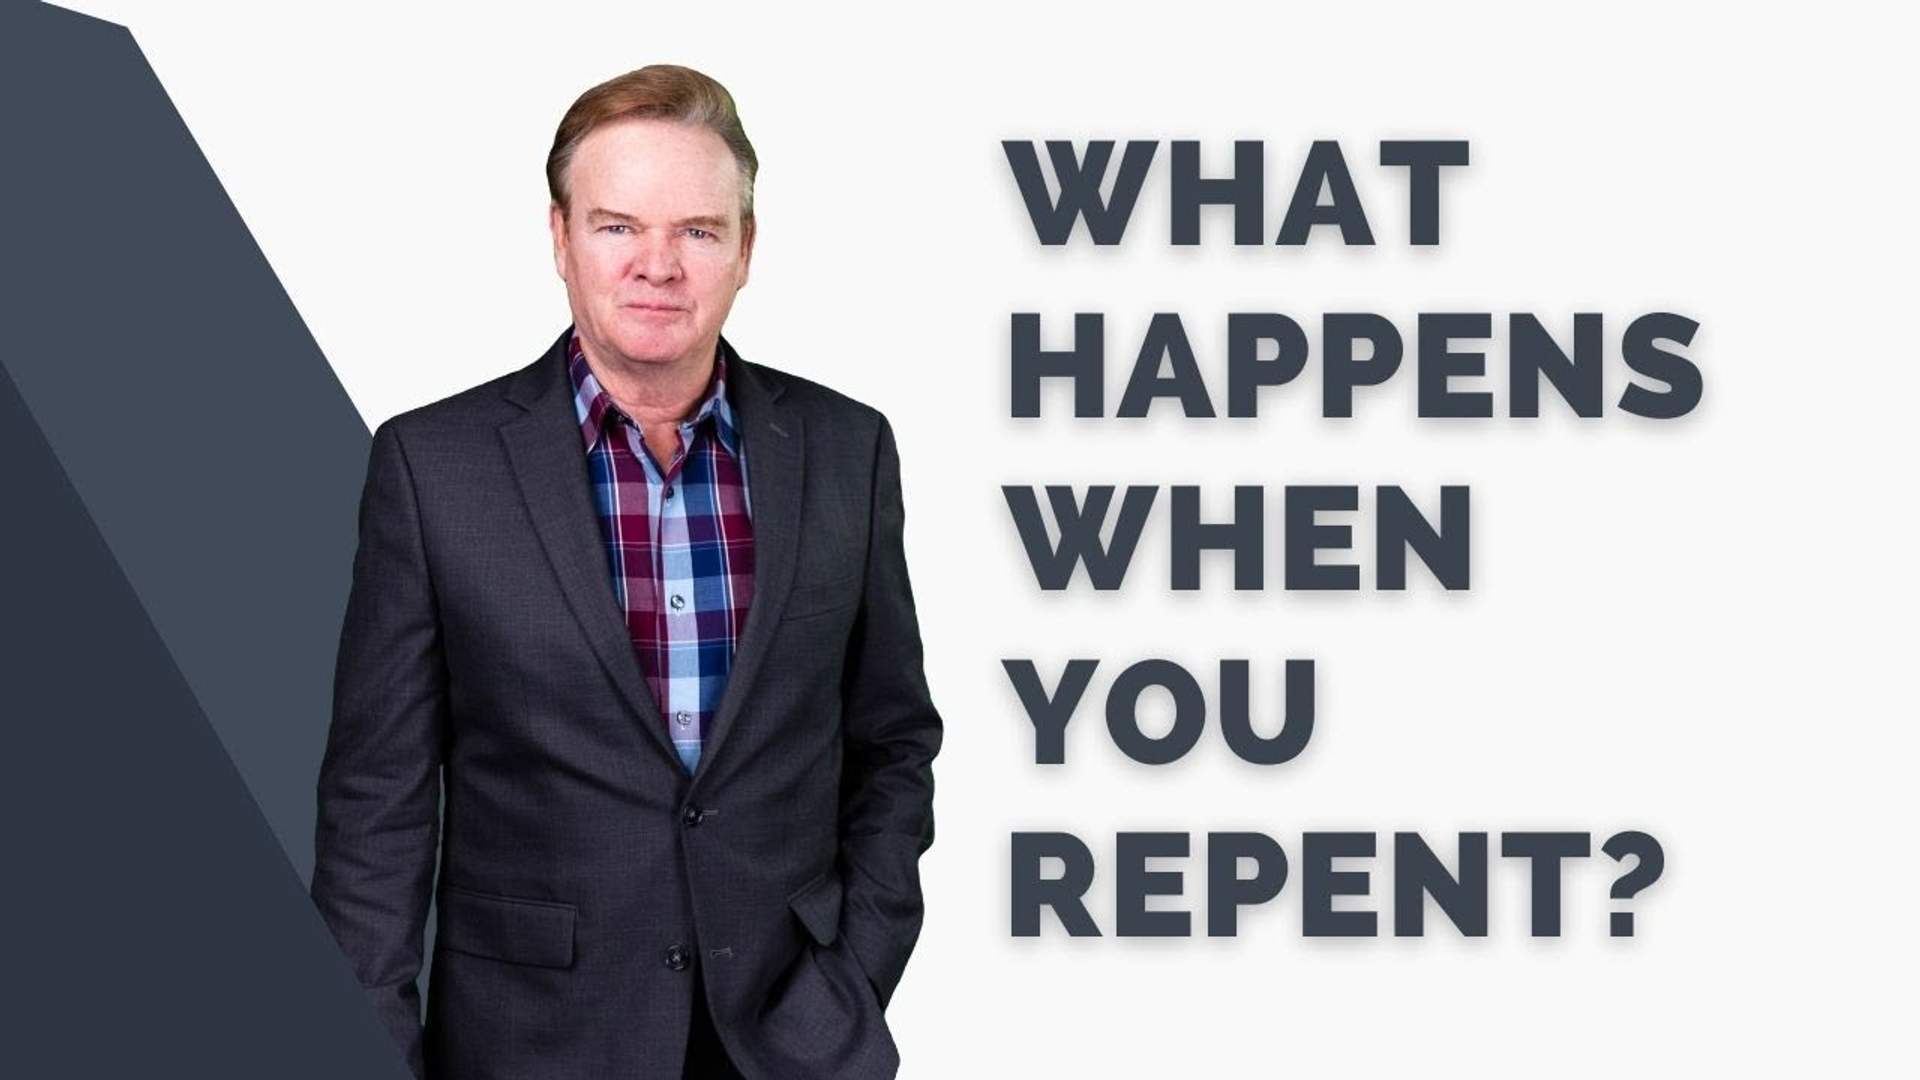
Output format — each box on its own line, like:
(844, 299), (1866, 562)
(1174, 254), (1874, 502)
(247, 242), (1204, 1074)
(1601, 830), (1665, 937)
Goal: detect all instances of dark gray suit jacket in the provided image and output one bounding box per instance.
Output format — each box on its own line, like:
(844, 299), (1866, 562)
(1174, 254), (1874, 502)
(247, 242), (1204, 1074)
(310, 328), (941, 1079)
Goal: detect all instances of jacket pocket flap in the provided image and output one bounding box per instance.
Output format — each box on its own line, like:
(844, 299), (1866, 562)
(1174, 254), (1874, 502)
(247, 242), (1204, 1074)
(786, 869), (844, 946)
(439, 885), (576, 969)
(782, 574), (862, 621)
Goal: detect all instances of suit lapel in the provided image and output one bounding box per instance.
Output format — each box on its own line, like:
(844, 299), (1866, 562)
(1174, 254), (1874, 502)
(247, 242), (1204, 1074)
(692, 347), (803, 786)
(498, 330), (680, 770)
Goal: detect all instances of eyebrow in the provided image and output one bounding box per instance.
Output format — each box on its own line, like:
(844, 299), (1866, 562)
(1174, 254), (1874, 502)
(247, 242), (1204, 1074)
(583, 207), (637, 223)
(583, 208), (731, 230)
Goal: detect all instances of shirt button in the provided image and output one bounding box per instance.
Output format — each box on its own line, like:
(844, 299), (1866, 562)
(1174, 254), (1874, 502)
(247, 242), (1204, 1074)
(669, 594), (686, 611)
(682, 806), (703, 827)
(663, 485), (675, 499)
(664, 944), (690, 971)
(674, 710), (692, 727)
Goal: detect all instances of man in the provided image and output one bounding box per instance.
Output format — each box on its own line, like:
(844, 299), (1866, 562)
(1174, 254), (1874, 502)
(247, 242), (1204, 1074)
(310, 64), (941, 1080)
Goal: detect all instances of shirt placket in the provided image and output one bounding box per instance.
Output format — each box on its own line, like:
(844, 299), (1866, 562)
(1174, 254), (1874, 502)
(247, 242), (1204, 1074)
(642, 421), (703, 773)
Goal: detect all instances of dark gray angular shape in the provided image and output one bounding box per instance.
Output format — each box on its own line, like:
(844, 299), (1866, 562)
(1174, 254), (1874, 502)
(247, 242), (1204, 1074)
(0, 359), (412, 1077)
(0, 0), (371, 881)
(2, 1), (419, 1074)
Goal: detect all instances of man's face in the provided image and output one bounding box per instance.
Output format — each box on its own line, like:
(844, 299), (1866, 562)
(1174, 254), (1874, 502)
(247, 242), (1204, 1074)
(550, 118), (754, 373)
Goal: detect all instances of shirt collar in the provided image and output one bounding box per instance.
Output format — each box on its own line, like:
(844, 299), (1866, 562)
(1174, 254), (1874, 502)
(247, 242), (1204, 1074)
(566, 329), (743, 458)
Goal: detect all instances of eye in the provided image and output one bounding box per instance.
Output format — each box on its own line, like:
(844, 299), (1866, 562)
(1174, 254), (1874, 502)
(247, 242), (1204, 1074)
(598, 224), (632, 235)
(684, 227), (713, 240)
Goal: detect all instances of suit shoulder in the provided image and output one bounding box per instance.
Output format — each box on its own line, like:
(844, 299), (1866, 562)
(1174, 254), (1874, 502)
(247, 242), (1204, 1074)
(746, 359), (887, 437)
(373, 363), (528, 445)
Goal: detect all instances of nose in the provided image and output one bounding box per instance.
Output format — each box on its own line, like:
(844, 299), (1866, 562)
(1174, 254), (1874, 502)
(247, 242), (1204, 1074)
(630, 228), (682, 285)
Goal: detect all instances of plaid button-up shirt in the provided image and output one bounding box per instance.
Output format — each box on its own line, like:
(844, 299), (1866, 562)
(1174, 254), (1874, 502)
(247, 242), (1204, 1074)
(568, 330), (754, 774)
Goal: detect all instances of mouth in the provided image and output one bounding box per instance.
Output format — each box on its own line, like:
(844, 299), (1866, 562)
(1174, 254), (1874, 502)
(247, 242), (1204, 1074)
(623, 302), (687, 313)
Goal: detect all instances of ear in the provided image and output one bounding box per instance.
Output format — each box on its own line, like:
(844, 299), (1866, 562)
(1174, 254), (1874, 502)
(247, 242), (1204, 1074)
(736, 216), (757, 290)
(548, 203), (569, 281)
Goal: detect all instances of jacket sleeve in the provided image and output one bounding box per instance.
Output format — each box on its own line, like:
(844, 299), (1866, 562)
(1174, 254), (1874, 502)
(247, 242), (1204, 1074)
(836, 414), (943, 1008)
(310, 419), (447, 1079)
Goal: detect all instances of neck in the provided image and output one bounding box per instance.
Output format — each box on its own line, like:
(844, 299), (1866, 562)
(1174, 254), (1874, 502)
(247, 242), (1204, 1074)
(579, 334), (718, 426)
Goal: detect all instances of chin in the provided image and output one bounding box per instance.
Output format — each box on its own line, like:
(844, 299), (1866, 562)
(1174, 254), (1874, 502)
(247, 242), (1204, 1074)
(605, 326), (691, 366)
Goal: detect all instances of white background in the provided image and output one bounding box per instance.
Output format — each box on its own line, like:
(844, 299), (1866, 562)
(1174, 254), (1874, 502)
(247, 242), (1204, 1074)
(69, 1), (1918, 1075)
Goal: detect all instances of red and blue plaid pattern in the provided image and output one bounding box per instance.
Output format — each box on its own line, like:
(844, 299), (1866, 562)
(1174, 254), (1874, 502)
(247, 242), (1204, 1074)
(568, 331), (754, 773)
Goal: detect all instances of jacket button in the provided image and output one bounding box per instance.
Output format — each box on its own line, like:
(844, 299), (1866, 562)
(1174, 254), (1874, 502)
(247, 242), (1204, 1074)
(665, 944), (690, 971)
(681, 805), (703, 827)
